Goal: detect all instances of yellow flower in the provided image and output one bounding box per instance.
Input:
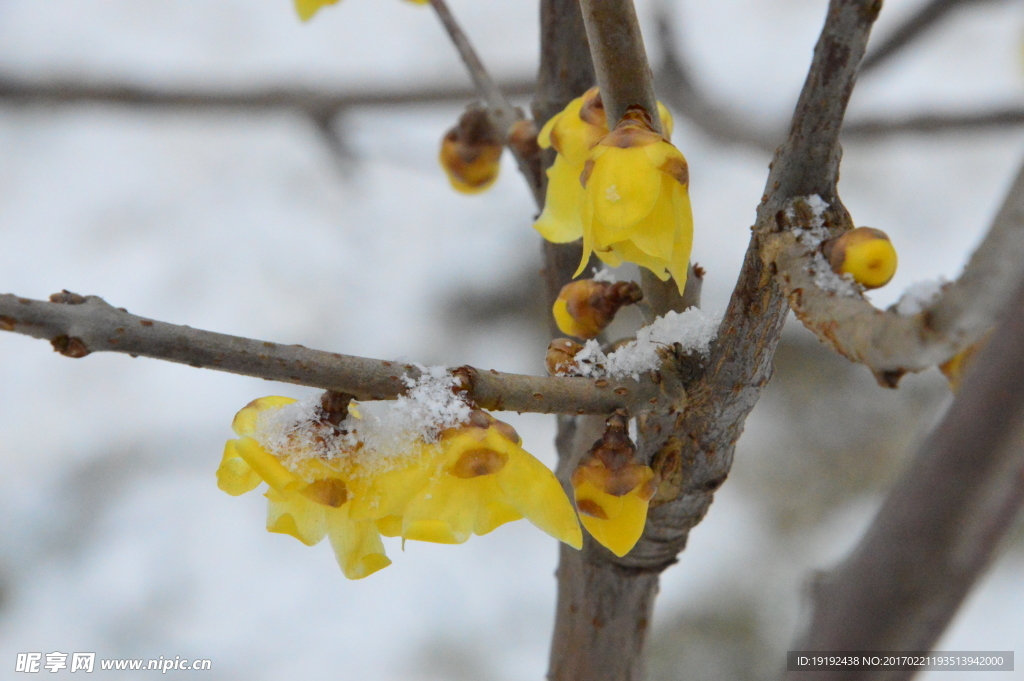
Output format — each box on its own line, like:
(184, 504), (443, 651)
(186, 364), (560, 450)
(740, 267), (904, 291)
(218, 398), (581, 579)
(399, 416), (583, 547)
(578, 107), (693, 294)
(219, 397), (391, 579)
(572, 457), (656, 558)
(534, 87), (674, 245)
(439, 107), (503, 194)
(294, 0), (425, 22)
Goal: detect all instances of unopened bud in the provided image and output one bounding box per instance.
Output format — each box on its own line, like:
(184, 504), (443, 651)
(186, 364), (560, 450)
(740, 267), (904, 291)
(439, 106), (503, 194)
(823, 227), (898, 289)
(545, 338), (584, 376)
(552, 279), (643, 339)
(571, 411), (656, 557)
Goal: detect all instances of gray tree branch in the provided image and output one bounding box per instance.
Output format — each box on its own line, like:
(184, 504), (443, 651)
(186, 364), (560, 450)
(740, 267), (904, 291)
(764, 155), (1024, 386)
(0, 73), (535, 114)
(0, 292), (673, 416)
(791, 275), (1024, 681)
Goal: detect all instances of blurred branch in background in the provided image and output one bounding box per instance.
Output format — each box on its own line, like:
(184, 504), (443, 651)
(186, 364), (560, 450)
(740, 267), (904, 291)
(653, 1), (1024, 150)
(0, 292), (670, 416)
(794, 275), (1024, 680)
(859, 0), (1009, 74)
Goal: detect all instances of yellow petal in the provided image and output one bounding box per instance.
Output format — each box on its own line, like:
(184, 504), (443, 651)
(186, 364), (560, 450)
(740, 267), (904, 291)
(294, 0), (341, 21)
(618, 177), (676, 261)
(474, 501), (523, 536)
(552, 298), (588, 339)
(233, 437), (301, 494)
(537, 108), (566, 150)
(657, 102), (674, 139)
(534, 155), (587, 244)
(231, 396), (297, 437)
(326, 507), (391, 580)
(574, 480), (650, 557)
(496, 442), (583, 549)
(375, 515), (403, 537)
(347, 445), (438, 521)
(401, 474), (477, 544)
(217, 440), (262, 496)
(265, 487), (328, 546)
(586, 146), (662, 234)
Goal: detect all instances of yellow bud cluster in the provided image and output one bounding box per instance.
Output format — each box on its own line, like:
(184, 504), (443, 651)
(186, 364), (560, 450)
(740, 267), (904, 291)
(534, 88), (693, 294)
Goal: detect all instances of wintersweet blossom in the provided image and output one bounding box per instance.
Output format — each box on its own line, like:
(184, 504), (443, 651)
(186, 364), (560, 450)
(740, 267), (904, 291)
(218, 395), (581, 579)
(572, 457), (656, 558)
(578, 106), (693, 294)
(534, 87), (674, 245)
(294, 0), (425, 22)
(570, 412), (656, 557)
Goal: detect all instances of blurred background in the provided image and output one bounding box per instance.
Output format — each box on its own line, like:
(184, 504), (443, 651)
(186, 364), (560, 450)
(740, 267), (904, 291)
(1, 0), (1023, 678)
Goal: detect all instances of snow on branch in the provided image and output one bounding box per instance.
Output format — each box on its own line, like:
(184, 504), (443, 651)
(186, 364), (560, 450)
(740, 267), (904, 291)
(0, 292), (677, 416)
(764, 159), (1024, 386)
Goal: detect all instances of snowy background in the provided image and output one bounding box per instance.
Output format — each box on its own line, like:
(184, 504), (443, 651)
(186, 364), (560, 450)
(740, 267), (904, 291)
(1, 0), (1023, 679)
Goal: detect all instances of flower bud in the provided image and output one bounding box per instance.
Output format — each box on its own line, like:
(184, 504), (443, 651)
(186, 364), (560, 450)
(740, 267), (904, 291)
(823, 227), (898, 289)
(552, 279), (643, 339)
(545, 338), (584, 376)
(939, 333), (990, 391)
(571, 412), (656, 557)
(439, 106), (503, 194)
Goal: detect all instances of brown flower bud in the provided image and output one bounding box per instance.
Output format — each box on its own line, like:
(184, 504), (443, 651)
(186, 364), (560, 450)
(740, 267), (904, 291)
(552, 279), (643, 339)
(439, 106), (503, 194)
(545, 337), (584, 376)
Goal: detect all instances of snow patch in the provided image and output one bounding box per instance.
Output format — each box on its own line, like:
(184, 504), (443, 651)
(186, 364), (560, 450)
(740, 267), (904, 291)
(895, 278), (947, 316)
(252, 365), (471, 476)
(571, 308), (722, 379)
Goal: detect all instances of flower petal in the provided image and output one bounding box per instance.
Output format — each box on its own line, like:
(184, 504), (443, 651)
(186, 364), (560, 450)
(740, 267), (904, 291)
(265, 487), (328, 546)
(496, 442), (583, 549)
(586, 146), (661, 234)
(533, 155), (586, 244)
(326, 507), (391, 580)
(216, 440), (262, 496)
(574, 480), (649, 557)
(231, 396), (297, 437)
(233, 437), (301, 494)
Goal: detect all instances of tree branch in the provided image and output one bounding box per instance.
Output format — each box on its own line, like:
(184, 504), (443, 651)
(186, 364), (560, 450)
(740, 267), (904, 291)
(0, 292), (675, 416)
(792, 276), (1024, 680)
(843, 107), (1024, 136)
(0, 73), (535, 114)
(860, 0), (1005, 74)
(577, 0), (660, 130)
(764, 154), (1024, 386)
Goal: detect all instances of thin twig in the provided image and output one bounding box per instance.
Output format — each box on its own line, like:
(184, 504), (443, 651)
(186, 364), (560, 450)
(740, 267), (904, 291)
(426, 0), (543, 204)
(0, 292), (675, 416)
(860, 0), (1005, 74)
(792, 276), (1024, 680)
(764, 155), (1024, 386)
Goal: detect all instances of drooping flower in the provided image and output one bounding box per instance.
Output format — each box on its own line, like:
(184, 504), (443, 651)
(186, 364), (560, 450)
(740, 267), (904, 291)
(439, 107), (503, 195)
(570, 412), (656, 557)
(578, 106), (693, 294)
(218, 389), (582, 579)
(219, 396), (391, 580)
(534, 88), (674, 246)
